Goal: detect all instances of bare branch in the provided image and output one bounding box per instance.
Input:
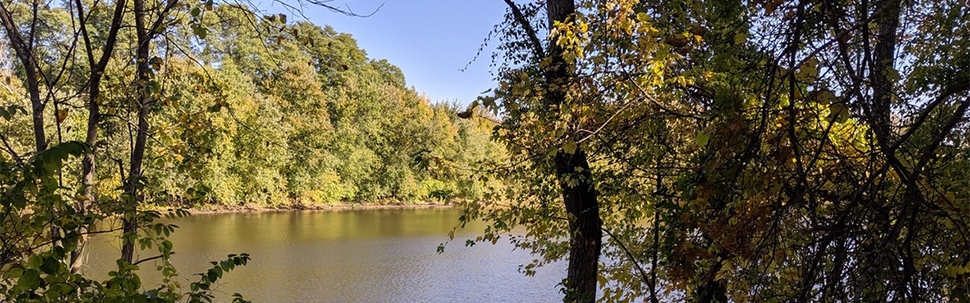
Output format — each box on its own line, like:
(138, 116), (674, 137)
(0, 132), (22, 165)
(134, 253), (172, 265)
(503, 0), (545, 59)
(279, 0), (382, 17)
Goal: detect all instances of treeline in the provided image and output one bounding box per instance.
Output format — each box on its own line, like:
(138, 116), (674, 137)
(1, 4), (502, 207)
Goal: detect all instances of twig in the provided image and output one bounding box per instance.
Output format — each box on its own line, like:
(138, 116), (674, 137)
(503, 0), (545, 59)
(0, 132), (22, 165)
(601, 226), (652, 289)
(134, 253), (173, 265)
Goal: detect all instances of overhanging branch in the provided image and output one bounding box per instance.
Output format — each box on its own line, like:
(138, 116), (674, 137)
(503, 0), (545, 59)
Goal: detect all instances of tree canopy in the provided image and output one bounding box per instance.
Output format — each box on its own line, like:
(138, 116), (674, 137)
(1, 0), (501, 301)
(3, 0), (969, 301)
(461, 0), (970, 301)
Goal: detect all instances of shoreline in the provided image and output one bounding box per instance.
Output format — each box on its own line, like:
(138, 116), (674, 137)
(182, 202), (457, 215)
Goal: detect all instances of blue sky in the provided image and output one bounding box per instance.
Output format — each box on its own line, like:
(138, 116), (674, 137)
(263, 0), (509, 105)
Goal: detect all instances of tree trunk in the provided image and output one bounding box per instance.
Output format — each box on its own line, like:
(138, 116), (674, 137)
(71, 0), (128, 273)
(121, 0), (152, 264)
(544, 1), (602, 302)
(555, 150), (602, 302)
(869, 0), (901, 144)
(0, 2), (47, 152)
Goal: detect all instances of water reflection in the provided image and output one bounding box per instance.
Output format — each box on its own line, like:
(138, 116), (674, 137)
(84, 208), (565, 302)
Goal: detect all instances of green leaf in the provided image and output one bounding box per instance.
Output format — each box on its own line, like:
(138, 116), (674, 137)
(796, 66), (819, 83)
(827, 103), (850, 123)
(40, 256), (60, 274)
(809, 89), (838, 105)
(563, 141), (577, 155)
(27, 255), (43, 268)
(695, 131), (710, 146)
(734, 32), (748, 45)
(8, 266), (23, 278)
(193, 26), (208, 39)
(884, 66), (900, 82)
(19, 269), (40, 289)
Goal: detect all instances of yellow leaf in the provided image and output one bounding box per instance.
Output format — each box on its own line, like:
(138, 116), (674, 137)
(946, 265), (962, 277)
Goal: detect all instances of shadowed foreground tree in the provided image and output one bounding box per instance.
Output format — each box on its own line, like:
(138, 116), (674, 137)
(463, 0), (970, 302)
(465, 0), (605, 301)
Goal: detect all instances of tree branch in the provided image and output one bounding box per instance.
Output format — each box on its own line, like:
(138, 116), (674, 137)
(134, 253), (172, 265)
(602, 226), (653, 297)
(503, 0), (545, 59)
(0, 132), (22, 165)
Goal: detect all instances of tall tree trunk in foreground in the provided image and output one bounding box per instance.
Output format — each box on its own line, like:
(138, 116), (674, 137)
(72, 0), (128, 272)
(555, 149), (602, 302)
(122, 0), (152, 263)
(544, 0), (603, 301)
(0, 1), (47, 152)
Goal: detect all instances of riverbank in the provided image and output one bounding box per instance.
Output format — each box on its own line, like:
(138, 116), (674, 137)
(183, 201), (457, 214)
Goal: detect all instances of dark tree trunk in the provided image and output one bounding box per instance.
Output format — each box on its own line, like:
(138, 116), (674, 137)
(869, 0), (902, 148)
(121, 0), (151, 264)
(555, 150), (602, 302)
(544, 1), (602, 302)
(0, 1), (47, 152)
(71, 0), (128, 272)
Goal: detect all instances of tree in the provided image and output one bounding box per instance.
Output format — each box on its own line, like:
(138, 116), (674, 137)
(72, 0), (130, 273)
(469, 0), (604, 301)
(0, 0), (48, 152)
(469, 0), (970, 301)
(537, 1), (603, 301)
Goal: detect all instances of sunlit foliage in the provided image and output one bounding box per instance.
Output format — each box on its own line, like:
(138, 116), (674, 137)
(467, 0), (970, 301)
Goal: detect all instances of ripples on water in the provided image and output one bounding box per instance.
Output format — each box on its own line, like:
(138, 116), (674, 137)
(84, 208), (566, 302)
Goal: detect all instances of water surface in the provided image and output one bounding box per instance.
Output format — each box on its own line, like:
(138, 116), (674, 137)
(84, 208), (565, 302)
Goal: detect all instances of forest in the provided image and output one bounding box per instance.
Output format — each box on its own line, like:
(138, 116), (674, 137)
(2, 0), (969, 302)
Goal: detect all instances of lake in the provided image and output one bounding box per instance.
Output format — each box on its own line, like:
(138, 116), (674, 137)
(82, 208), (566, 302)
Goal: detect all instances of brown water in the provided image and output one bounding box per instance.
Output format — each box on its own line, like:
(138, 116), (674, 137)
(82, 208), (566, 302)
